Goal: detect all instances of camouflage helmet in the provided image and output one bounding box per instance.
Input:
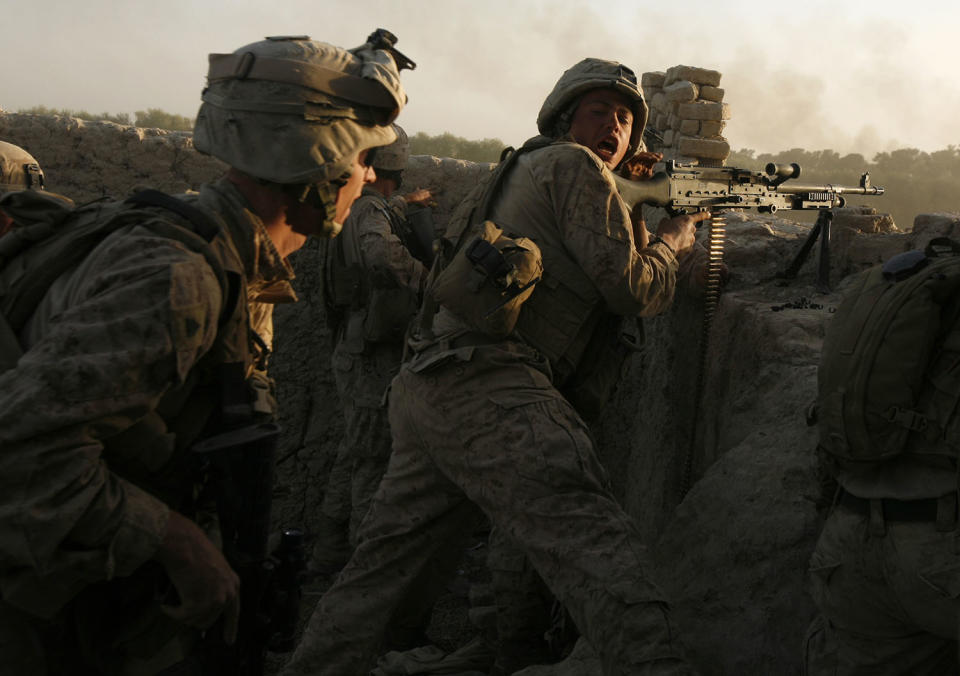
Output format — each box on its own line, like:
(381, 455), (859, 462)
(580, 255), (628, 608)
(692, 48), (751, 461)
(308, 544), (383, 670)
(537, 58), (649, 163)
(194, 33), (410, 185)
(369, 124), (409, 171)
(0, 141), (45, 194)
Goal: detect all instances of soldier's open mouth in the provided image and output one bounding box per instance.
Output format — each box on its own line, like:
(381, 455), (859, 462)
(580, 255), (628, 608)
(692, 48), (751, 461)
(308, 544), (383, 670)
(596, 137), (618, 160)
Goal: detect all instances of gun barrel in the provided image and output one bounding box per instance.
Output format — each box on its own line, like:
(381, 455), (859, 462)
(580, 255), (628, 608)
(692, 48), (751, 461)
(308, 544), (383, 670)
(776, 183), (884, 196)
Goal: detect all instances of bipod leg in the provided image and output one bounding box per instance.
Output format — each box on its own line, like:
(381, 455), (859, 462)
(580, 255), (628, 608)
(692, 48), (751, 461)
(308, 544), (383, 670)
(815, 210), (833, 294)
(777, 216), (822, 281)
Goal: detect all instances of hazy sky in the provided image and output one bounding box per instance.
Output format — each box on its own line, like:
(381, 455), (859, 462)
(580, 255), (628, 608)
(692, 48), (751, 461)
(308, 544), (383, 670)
(3, 0), (957, 157)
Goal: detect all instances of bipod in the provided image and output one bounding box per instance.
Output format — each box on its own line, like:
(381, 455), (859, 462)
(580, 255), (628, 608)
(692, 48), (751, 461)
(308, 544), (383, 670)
(777, 209), (833, 294)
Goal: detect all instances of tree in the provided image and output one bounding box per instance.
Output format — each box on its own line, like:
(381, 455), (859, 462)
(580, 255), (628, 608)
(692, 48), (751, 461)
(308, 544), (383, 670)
(17, 105), (131, 125)
(134, 108), (194, 131)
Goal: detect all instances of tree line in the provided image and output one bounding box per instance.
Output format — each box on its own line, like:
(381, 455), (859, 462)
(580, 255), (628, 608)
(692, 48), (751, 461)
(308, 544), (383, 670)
(727, 146), (960, 230)
(17, 106), (194, 131)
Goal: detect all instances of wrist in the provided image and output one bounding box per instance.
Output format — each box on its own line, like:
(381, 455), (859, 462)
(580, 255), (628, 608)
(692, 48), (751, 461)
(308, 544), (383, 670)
(648, 235), (676, 255)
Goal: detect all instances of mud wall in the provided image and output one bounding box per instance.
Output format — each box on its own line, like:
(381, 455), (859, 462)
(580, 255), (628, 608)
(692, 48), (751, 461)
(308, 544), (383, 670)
(3, 110), (959, 675)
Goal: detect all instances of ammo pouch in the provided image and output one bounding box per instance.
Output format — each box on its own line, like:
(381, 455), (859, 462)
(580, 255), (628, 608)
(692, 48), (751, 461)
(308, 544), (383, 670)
(431, 220), (542, 338)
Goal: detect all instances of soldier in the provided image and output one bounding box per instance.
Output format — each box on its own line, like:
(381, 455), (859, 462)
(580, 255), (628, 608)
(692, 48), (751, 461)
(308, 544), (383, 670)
(284, 58), (707, 676)
(310, 123), (432, 574)
(0, 33), (407, 675)
(804, 242), (960, 675)
(0, 140), (71, 236)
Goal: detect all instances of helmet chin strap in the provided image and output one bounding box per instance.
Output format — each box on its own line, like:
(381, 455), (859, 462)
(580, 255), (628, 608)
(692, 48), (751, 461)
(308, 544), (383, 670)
(295, 178), (345, 238)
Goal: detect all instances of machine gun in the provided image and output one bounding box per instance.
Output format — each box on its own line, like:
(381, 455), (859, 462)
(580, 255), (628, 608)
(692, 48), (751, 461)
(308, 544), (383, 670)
(614, 160), (885, 293)
(613, 159), (883, 215)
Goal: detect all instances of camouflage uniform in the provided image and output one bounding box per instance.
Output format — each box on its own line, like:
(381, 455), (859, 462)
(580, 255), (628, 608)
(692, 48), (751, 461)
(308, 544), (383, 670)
(805, 457), (960, 675)
(0, 178), (294, 674)
(284, 139), (692, 676)
(320, 184), (427, 547)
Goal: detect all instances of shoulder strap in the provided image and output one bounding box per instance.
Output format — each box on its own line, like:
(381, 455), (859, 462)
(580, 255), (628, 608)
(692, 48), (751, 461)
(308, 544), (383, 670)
(414, 138), (552, 343)
(125, 189), (222, 242)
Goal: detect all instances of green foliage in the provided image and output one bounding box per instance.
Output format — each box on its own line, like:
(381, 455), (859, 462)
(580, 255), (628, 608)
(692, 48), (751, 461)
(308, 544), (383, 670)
(409, 131), (507, 163)
(17, 105), (131, 125)
(728, 145), (960, 230)
(134, 108), (194, 131)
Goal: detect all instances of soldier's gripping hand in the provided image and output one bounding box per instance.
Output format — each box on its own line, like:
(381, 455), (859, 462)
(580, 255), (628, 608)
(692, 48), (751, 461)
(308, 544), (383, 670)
(656, 211), (710, 259)
(620, 151), (664, 181)
(402, 187), (436, 207)
(156, 511), (241, 644)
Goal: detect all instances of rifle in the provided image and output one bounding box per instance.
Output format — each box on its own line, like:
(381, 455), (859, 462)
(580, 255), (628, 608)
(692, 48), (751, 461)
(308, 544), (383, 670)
(193, 421), (306, 675)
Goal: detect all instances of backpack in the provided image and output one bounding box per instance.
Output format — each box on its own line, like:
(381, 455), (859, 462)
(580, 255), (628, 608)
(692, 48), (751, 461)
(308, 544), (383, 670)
(0, 188), (242, 373)
(817, 237), (960, 468)
(417, 139), (549, 340)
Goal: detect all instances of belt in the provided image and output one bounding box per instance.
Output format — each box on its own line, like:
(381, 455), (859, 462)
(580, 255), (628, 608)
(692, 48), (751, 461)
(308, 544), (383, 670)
(838, 491), (944, 522)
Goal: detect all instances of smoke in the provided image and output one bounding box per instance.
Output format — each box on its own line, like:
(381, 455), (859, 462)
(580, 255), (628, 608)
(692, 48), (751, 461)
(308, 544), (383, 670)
(1, 0), (956, 157)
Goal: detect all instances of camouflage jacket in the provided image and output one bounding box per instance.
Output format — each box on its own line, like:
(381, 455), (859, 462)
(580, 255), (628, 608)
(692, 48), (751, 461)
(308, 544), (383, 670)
(0, 177), (295, 617)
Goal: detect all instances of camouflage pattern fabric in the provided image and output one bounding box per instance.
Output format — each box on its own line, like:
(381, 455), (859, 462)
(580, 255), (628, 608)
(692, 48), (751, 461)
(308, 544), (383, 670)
(805, 506), (960, 675)
(283, 140), (691, 676)
(320, 341), (403, 543)
(0, 177), (294, 674)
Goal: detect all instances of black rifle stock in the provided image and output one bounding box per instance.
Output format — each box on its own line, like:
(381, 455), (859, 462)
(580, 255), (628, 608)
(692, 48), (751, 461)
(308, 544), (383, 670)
(613, 160), (883, 215)
(193, 422), (305, 676)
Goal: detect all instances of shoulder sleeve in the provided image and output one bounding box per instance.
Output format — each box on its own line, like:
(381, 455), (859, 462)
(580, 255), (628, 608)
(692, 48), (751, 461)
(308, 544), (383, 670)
(533, 145), (678, 317)
(0, 225), (223, 613)
(348, 196), (427, 292)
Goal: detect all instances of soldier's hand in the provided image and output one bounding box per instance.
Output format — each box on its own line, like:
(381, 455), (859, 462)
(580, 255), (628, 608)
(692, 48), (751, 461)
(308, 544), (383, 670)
(156, 511), (241, 644)
(656, 211), (710, 259)
(403, 188), (435, 207)
(619, 151), (664, 181)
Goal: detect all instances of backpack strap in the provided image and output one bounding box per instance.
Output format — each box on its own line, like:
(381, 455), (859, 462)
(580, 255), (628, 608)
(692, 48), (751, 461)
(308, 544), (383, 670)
(125, 189), (222, 242)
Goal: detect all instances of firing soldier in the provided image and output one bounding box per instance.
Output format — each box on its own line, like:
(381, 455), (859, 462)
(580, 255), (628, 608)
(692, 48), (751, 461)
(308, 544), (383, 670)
(283, 58), (708, 676)
(0, 33), (408, 674)
(309, 123), (434, 575)
(0, 140), (72, 236)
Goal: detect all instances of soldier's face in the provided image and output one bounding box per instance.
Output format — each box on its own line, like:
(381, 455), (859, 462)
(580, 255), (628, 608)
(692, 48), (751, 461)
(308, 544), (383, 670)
(569, 89), (634, 169)
(334, 149), (377, 224)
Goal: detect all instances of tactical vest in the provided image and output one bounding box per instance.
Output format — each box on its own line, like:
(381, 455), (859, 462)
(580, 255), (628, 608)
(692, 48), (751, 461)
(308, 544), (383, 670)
(818, 237), (960, 471)
(420, 139), (633, 389)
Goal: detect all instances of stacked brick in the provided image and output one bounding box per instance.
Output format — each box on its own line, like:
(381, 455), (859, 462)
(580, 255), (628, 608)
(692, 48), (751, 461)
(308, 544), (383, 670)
(641, 65), (731, 166)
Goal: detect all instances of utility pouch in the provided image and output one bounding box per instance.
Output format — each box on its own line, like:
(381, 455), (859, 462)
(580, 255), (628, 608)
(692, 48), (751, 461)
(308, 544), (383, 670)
(431, 220), (542, 338)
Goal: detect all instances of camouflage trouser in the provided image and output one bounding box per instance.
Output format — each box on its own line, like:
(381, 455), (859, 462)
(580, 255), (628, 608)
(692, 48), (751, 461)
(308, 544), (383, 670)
(805, 501), (960, 675)
(319, 399), (394, 544)
(487, 527), (567, 674)
(284, 345), (691, 676)
(319, 341), (399, 544)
